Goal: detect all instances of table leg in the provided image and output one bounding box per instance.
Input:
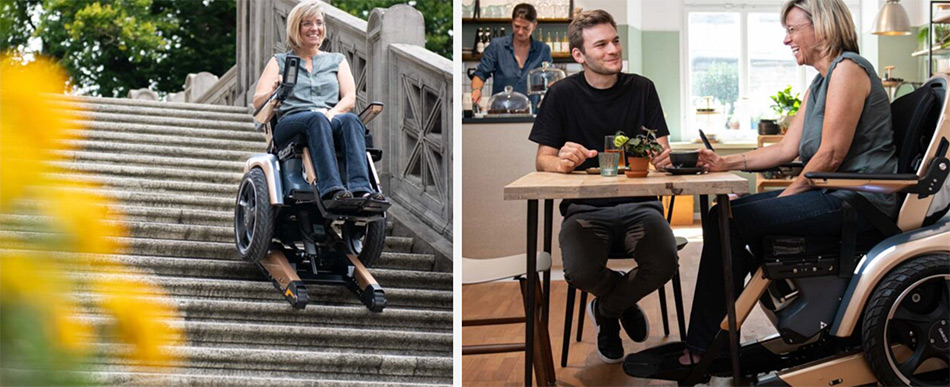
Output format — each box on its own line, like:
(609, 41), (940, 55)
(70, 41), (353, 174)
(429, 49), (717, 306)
(525, 199), (538, 387)
(717, 194), (743, 384)
(543, 200), (553, 326)
(699, 194), (709, 229)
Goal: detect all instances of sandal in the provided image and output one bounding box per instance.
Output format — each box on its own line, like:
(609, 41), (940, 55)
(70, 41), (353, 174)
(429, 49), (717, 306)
(355, 191), (386, 202)
(321, 189), (352, 208)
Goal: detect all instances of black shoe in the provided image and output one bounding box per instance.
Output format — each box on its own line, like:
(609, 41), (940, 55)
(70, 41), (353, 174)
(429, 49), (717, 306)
(321, 189), (352, 209)
(587, 298), (624, 363)
(620, 304), (649, 342)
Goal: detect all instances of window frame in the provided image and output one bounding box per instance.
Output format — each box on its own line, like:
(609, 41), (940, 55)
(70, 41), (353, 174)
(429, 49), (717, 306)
(679, 0), (862, 142)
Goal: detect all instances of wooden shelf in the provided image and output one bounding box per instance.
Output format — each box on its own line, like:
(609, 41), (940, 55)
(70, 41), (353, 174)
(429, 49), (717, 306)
(934, 14), (950, 24)
(462, 18), (572, 23)
(462, 52), (573, 62)
(911, 47), (950, 57)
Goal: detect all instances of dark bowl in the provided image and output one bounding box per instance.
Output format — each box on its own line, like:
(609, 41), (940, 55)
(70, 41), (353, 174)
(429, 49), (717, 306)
(758, 119), (781, 135)
(669, 150), (699, 168)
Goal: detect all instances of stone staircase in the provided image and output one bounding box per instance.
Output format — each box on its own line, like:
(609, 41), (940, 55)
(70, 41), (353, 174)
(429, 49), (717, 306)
(0, 96), (453, 385)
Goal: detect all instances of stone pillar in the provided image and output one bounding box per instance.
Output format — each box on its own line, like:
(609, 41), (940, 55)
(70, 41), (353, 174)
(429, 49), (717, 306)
(184, 72), (220, 102)
(366, 5), (425, 189)
(128, 88), (159, 101)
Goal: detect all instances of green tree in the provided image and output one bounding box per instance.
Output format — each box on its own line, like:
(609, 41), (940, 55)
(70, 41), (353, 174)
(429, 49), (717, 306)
(329, 0), (451, 60)
(694, 61), (738, 115)
(0, 0), (43, 53)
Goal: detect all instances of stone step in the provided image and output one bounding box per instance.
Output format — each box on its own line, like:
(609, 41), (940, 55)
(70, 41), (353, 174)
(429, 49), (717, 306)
(71, 110), (256, 132)
(82, 344), (451, 384)
(66, 139), (256, 162)
(71, 293), (452, 332)
(69, 128), (264, 153)
(77, 370), (447, 386)
(77, 315), (451, 356)
(60, 100), (254, 123)
(74, 119), (264, 142)
(58, 149), (246, 173)
(58, 94), (250, 114)
(56, 161), (244, 185)
(51, 172), (238, 197)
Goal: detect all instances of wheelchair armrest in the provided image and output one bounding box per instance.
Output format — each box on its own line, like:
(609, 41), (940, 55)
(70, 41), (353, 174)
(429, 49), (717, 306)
(743, 162), (804, 174)
(805, 171), (921, 194)
(367, 148), (382, 162)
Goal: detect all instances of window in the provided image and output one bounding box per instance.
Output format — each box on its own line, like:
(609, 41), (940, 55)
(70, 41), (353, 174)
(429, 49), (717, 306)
(682, 2), (858, 143)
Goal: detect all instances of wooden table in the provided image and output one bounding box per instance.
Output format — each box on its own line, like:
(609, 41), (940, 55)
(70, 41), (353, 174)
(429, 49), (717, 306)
(504, 171), (750, 386)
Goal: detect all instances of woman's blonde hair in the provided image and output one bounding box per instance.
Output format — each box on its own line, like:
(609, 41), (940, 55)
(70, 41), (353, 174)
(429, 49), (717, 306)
(286, 1), (325, 52)
(781, 0), (859, 59)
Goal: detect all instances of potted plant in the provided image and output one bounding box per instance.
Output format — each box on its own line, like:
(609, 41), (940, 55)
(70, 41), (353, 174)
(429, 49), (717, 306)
(770, 85), (801, 133)
(613, 127), (663, 178)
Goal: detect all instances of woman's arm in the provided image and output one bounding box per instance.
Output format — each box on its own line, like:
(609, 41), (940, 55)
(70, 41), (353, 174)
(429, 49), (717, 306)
(252, 57), (281, 110)
(780, 60), (868, 197)
(698, 89), (810, 172)
(471, 76), (486, 106)
(326, 57), (356, 120)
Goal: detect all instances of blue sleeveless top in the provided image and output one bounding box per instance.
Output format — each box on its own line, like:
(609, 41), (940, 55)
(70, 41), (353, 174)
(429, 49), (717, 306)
(801, 52), (898, 217)
(274, 51), (344, 118)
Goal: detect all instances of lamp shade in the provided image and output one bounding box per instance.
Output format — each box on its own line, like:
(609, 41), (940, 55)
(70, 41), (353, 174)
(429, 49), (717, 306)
(873, 0), (912, 36)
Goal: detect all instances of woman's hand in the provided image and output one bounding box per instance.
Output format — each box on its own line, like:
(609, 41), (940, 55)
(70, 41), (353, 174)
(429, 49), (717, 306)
(697, 148), (727, 172)
(324, 110), (340, 121)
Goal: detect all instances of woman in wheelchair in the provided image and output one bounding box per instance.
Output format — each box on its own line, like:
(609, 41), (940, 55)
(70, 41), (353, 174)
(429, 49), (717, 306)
(252, 1), (384, 209)
(677, 0), (898, 368)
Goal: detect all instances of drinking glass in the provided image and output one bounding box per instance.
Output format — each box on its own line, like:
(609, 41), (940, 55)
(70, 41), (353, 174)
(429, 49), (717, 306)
(599, 152), (620, 177)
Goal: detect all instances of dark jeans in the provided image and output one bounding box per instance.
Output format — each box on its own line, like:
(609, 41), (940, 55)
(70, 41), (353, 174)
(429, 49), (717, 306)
(275, 111), (372, 196)
(560, 201), (679, 318)
(685, 190), (880, 353)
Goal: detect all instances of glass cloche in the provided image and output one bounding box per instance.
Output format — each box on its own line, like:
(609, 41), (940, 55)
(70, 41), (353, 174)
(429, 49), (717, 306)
(527, 61), (566, 109)
(487, 85), (532, 115)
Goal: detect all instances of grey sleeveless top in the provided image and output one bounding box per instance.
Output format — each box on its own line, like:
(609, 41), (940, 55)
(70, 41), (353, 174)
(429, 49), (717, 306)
(801, 52), (898, 217)
(274, 51), (344, 118)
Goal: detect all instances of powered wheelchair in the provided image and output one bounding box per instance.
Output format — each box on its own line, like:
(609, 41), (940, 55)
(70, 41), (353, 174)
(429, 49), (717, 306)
(625, 74), (950, 386)
(234, 54), (390, 312)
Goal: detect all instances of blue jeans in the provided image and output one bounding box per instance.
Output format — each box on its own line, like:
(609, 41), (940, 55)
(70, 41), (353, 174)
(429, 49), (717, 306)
(274, 111), (373, 197)
(685, 190), (882, 353)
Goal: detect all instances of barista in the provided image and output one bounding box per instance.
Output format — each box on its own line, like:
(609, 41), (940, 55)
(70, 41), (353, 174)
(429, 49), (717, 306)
(471, 3), (553, 107)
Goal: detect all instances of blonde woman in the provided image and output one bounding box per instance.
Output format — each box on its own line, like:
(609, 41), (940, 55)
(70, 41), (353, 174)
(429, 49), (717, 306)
(253, 1), (384, 207)
(678, 0), (897, 366)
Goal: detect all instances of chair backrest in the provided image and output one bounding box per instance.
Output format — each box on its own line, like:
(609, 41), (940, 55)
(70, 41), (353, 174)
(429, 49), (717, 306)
(891, 74), (950, 230)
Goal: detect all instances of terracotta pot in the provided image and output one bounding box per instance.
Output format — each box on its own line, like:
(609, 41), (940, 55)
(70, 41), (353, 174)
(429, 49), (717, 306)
(625, 156), (650, 178)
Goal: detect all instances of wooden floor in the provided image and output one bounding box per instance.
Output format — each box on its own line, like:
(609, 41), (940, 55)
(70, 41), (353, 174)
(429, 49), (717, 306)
(461, 225), (778, 386)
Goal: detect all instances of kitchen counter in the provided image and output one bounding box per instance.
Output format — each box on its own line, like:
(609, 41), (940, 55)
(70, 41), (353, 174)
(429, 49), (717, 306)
(462, 115), (536, 124)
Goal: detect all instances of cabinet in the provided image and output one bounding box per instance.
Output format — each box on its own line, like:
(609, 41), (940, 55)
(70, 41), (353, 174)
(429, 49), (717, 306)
(462, 0), (575, 63)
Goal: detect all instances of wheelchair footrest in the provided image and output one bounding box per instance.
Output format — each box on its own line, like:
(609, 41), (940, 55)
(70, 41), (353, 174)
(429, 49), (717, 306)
(623, 342), (710, 383)
(762, 257), (839, 279)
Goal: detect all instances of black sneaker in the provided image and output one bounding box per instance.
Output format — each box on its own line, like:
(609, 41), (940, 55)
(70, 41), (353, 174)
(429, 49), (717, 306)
(620, 304), (649, 342)
(587, 298), (624, 363)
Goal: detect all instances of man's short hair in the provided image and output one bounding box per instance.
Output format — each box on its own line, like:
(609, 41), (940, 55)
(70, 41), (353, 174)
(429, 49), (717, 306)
(511, 3), (538, 23)
(568, 9), (617, 54)
(286, 1), (325, 52)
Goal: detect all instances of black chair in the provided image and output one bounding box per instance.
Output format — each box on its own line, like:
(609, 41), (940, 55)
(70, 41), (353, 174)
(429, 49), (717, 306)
(560, 196), (689, 367)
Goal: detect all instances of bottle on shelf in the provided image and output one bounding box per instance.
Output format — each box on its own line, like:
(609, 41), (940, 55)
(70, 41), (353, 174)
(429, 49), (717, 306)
(545, 32), (553, 52)
(536, 26), (543, 42)
(484, 29), (491, 49)
(553, 31), (561, 53)
(561, 32), (569, 54)
(500, 27), (506, 38)
(473, 27), (482, 53)
(475, 29), (486, 55)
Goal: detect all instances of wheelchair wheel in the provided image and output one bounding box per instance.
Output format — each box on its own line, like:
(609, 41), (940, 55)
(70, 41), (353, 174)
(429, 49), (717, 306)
(343, 217), (385, 267)
(234, 168), (275, 263)
(862, 254), (949, 386)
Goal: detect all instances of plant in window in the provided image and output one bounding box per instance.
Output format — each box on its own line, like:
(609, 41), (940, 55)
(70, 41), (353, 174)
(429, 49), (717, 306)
(770, 85), (801, 133)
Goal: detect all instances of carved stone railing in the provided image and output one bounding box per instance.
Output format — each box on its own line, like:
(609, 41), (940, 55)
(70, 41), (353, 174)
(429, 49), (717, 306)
(195, 65), (238, 105)
(386, 44), (452, 239)
(231, 0), (452, 243)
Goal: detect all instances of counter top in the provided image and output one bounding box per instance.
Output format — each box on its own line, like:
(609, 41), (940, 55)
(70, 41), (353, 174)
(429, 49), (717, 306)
(463, 115), (536, 124)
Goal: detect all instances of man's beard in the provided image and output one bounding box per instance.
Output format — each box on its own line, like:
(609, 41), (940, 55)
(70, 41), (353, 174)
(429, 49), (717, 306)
(583, 55), (622, 76)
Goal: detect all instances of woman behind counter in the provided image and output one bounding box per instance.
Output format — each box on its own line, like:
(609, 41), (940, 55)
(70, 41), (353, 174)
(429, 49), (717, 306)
(471, 3), (553, 106)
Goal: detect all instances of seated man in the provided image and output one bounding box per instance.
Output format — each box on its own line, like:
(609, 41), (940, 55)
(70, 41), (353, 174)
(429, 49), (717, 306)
(529, 9), (679, 364)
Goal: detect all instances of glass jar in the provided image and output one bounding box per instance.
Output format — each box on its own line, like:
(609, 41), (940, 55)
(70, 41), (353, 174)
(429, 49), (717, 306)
(487, 85), (532, 115)
(526, 61), (566, 109)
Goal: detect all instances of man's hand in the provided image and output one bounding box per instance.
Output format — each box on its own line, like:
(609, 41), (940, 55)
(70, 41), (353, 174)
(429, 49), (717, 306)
(651, 148), (672, 170)
(557, 142), (597, 173)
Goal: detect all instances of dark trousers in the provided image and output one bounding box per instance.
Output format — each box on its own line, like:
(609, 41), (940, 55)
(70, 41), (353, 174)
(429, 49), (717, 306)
(275, 111), (373, 196)
(560, 201), (679, 318)
(685, 190), (880, 353)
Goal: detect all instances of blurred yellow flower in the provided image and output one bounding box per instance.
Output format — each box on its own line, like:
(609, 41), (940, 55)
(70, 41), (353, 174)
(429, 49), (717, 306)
(0, 54), (83, 211)
(94, 274), (183, 367)
(45, 180), (128, 254)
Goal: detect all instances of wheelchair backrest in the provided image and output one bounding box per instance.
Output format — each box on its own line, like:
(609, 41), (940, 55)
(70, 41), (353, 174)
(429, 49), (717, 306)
(892, 74), (950, 230)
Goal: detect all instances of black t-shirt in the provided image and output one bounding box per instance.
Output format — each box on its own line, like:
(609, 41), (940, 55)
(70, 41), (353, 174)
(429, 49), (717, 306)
(529, 72), (669, 213)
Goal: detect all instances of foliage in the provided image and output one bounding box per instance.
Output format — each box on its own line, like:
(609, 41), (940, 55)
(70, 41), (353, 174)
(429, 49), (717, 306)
(330, 0), (451, 59)
(694, 61), (738, 115)
(770, 85), (801, 117)
(613, 127), (663, 158)
(1, 54), (183, 384)
(6, 0), (235, 97)
(919, 25), (950, 50)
